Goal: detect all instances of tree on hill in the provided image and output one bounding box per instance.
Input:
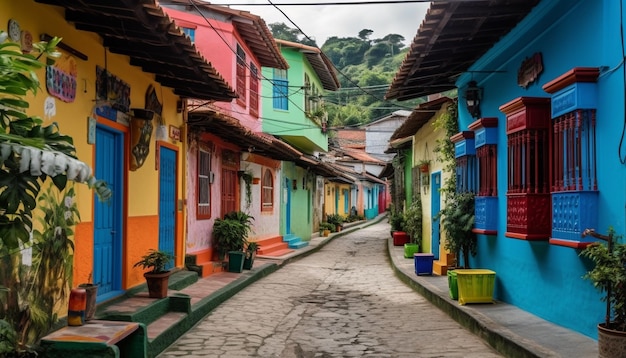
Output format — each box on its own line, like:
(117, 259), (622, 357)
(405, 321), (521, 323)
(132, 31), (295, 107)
(358, 29), (373, 41)
(268, 22), (317, 46)
(267, 24), (430, 125)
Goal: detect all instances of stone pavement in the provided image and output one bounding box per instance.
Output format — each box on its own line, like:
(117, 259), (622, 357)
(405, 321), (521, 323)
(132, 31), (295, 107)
(158, 216), (503, 357)
(115, 214), (599, 357)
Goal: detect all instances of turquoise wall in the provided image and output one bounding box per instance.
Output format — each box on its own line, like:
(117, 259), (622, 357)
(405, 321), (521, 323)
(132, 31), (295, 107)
(281, 161), (313, 240)
(457, 0), (625, 339)
(261, 47), (328, 152)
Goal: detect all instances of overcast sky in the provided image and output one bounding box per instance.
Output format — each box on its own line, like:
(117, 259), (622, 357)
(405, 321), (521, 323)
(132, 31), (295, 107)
(213, 1), (430, 47)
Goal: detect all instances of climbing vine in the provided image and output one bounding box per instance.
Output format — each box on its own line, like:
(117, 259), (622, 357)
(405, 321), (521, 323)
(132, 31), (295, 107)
(432, 101), (477, 268)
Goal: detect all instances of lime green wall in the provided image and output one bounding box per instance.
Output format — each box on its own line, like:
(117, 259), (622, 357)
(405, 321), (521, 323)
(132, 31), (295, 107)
(403, 148), (413, 206)
(261, 47), (328, 153)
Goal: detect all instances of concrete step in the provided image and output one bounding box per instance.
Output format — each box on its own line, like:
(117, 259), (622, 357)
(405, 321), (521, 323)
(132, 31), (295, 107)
(259, 248), (294, 257)
(256, 235), (291, 256)
(289, 241), (309, 249)
(185, 249), (224, 278)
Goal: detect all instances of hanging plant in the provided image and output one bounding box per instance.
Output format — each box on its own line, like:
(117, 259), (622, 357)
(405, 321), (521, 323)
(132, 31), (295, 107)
(239, 170), (253, 209)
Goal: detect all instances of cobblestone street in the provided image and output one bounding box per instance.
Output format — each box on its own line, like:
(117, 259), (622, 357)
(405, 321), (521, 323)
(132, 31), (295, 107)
(158, 221), (502, 358)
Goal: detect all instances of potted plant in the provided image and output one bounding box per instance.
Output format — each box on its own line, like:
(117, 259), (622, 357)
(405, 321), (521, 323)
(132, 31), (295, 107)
(417, 159), (431, 173)
(403, 197), (423, 259)
(581, 227), (626, 355)
(213, 211), (254, 273)
(243, 241), (259, 270)
(435, 191), (476, 299)
(133, 249), (174, 298)
(319, 222), (334, 236)
(436, 191), (476, 269)
(389, 207), (405, 238)
(326, 214), (344, 232)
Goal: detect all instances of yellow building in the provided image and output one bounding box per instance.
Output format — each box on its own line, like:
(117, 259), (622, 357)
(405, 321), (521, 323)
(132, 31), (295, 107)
(0, 0), (234, 311)
(389, 97), (455, 275)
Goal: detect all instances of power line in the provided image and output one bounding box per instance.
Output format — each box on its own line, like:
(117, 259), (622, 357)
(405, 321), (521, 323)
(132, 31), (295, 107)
(212, 1), (438, 5)
(186, 0), (311, 118)
(264, 0), (415, 111)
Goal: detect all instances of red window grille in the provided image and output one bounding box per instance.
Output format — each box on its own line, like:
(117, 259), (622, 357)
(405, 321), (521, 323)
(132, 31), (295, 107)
(542, 67), (600, 247)
(551, 109), (597, 192)
(500, 97), (551, 240)
(476, 145), (497, 196)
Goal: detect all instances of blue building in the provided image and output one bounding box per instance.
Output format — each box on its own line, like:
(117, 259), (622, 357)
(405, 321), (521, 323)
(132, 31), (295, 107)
(387, 0), (626, 339)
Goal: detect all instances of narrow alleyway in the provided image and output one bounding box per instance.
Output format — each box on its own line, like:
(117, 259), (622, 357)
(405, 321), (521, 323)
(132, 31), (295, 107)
(158, 221), (502, 357)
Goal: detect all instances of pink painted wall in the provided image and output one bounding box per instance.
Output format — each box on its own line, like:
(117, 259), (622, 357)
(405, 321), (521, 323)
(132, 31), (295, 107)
(164, 8), (263, 132)
(186, 134), (240, 253)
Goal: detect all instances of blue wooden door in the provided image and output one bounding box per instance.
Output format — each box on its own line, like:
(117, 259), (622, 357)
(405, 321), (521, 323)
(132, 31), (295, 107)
(94, 126), (123, 301)
(431, 172), (441, 260)
(159, 146), (176, 270)
(285, 178), (291, 234)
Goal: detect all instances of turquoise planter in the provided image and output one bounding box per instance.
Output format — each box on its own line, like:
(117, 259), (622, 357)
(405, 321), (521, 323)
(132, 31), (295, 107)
(404, 243), (419, 258)
(228, 251), (245, 273)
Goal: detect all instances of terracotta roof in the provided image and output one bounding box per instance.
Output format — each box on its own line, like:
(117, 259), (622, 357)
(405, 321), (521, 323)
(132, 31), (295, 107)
(35, 0), (236, 101)
(188, 108), (302, 161)
(339, 147), (384, 164)
(386, 0), (540, 101)
(275, 39), (340, 91)
(161, 0), (288, 70)
(334, 128), (366, 149)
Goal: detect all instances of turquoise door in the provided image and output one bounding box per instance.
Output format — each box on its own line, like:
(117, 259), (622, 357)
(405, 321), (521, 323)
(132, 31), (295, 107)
(159, 146), (176, 270)
(431, 172), (441, 260)
(94, 125), (123, 301)
(285, 178), (291, 234)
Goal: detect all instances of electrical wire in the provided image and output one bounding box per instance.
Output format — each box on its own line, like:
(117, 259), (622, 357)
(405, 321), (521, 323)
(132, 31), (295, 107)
(264, 0), (416, 111)
(212, 1), (446, 5)
(186, 0), (310, 118)
(617, 0), (626, 165)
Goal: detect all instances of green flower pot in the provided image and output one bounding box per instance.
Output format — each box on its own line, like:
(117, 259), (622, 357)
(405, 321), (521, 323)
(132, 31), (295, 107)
(228, 251), (245, 273)
(404, 243), (419, 258)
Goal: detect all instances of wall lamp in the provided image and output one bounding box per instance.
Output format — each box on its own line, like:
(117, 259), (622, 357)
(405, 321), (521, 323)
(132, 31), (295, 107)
(464, 80), (482, 119)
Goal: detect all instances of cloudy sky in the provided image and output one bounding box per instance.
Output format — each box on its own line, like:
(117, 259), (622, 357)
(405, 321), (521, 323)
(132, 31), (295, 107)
(213, 0), (430, 47)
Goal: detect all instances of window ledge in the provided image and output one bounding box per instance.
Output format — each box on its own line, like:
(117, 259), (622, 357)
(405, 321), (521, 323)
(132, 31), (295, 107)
(549, 238), (595, 250)
(473, 228), (497, 235)
(505, 232), (549, 241)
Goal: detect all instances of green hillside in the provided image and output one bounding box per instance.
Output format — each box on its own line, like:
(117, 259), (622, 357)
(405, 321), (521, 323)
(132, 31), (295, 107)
(269, 23), (426, 126)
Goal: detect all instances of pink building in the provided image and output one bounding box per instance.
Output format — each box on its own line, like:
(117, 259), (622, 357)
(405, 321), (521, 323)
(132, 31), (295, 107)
(161, 1), (300, 276)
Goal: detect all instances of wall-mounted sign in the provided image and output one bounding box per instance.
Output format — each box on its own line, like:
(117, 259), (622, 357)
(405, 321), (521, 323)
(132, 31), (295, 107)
(96, 66), (131, 118)
(517, 52), (543, 89)
(46, 55), (77, 103)
(169, 125), (181, 141)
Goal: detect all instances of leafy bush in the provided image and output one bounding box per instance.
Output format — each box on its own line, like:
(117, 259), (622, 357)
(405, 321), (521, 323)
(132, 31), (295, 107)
(436, 192), (476, 268)
(326, 214), (344, 227)
(213, 211), (254, 259)
(389, 207), (405, 232)
(581, 228), (626, 331)
(404, 198), (423, 245)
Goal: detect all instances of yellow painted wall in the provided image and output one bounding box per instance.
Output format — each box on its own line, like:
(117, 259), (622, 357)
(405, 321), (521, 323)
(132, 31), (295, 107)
(322, 182), (351, 220)
(3, 1), (187, 290)
(411, 105), (451, 255)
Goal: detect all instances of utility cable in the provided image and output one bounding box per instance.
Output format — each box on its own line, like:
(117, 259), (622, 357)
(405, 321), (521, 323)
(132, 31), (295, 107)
(265, 0), (416, 111)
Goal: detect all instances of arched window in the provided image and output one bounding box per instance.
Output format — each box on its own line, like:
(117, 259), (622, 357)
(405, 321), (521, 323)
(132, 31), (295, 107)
(261, 168), (273, 211)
